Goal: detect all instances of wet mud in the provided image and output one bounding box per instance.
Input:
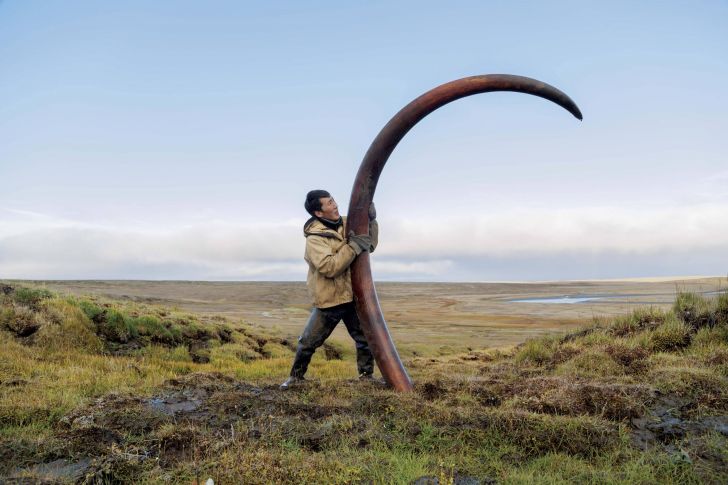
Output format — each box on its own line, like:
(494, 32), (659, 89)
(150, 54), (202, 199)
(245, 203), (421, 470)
(631, 393), (728, 446)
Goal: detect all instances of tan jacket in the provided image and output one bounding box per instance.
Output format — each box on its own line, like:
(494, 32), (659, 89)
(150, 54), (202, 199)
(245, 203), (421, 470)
(303, 216), (378, 309)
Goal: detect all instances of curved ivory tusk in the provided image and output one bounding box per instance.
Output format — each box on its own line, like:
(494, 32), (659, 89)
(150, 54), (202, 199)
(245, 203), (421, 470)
(347, 74), (582, 392)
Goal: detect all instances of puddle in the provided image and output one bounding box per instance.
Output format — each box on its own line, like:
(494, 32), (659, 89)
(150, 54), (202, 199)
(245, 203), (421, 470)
(148, 396), (202, 415)
(511, 289), (726, 304)
(511, 296), (605, 304)
(8, 458), (92, 483)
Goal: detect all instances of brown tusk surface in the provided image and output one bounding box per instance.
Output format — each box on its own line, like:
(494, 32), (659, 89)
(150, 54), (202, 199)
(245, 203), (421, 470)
(347, 74), (582, 392)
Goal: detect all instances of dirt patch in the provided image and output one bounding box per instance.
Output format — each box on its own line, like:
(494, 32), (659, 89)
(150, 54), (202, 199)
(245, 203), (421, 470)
(631, 393), (728, 473)
(0, 377), (28, 387)
(138, 373), (347, 430)
(145, 373), (246, 425)
(287, 402), (348, 420)
(65, 426), (124, 455)
(605, 344), (650, 374)
(61, 393), (172, 438)
(149, 393), (204, 415)
(6, 458), (93, 484)
(550, 345), (582, 366)
(631, 395), (728, 449)
(279, 337), (297, 351)
(52, 373), (359, 461)
(460, 350), (497, 362)
(155, 424), (208, 467)
(470, 386), (502, 407)
(188, 341), (211, 363)
(323, 342), (343, 360)
(419, 380), (447, 401)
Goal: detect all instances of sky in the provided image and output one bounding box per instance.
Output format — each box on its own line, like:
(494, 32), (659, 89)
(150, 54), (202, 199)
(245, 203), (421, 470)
(1, 0), (727, 282)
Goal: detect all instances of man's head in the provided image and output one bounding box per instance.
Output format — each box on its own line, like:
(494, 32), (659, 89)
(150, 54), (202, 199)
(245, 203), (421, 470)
(305, 189), (340, 221)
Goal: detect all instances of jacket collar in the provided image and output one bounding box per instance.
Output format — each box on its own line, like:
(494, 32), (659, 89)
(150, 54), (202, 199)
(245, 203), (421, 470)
(304, 216), (347, 240)
(318, 216), (343, 231)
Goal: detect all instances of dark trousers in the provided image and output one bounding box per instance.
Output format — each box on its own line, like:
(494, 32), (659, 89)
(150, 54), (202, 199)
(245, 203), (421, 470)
(290, 301), (374, 378)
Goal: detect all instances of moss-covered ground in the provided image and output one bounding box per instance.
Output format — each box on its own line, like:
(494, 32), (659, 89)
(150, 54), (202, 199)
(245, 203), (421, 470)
(1, 282), (727, 484)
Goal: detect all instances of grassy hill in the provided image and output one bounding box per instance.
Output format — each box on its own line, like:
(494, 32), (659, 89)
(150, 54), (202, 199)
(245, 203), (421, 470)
(1, 283), (727, 483)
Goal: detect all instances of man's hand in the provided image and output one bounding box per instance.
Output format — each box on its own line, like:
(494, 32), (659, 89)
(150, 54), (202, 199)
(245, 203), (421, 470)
(368, 202), (377, 221)
(348, 231), (372, 255)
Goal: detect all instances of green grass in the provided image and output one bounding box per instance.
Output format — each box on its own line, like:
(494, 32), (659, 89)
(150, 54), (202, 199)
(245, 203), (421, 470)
(1, 285), (727, 483)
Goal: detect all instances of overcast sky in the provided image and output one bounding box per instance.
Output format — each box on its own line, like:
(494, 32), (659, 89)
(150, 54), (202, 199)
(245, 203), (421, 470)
(1, 1), (727, 281)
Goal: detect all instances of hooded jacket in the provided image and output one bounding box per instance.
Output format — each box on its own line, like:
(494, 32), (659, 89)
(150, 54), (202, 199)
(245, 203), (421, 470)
(303, 216), (378, 309)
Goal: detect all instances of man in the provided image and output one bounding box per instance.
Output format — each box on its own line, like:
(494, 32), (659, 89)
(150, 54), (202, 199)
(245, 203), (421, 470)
(280, 189), (378, 389)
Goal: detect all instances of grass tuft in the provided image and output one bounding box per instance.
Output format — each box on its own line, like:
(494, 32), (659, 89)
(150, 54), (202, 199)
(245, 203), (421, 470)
(515, 336), (559, 366)
(649, 315), (692, 352)
(674, 291), (714, 329)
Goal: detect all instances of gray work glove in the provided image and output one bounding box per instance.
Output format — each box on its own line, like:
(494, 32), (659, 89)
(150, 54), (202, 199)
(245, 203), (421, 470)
(368, 202), (377, 221)
(348, 231), (372, 255)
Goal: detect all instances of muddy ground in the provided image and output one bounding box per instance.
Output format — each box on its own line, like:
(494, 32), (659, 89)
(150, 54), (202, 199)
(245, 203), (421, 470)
(4, 369), (727, 483)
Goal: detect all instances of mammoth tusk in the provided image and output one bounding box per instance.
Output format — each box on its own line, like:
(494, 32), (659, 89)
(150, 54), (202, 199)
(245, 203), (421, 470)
(347, 74), (582, 392)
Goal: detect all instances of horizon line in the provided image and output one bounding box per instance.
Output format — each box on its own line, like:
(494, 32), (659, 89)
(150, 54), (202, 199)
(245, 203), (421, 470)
(2, 275), (724, 285)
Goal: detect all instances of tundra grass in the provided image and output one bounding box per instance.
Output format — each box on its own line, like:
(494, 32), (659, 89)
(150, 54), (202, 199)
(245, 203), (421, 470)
(1, 284), (727, 483)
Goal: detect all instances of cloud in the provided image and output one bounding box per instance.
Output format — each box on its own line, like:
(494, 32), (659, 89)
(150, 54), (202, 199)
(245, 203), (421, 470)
(1, 204), (726, 280)
(379, 204), (728, 257)
(373, 259), (454, 277)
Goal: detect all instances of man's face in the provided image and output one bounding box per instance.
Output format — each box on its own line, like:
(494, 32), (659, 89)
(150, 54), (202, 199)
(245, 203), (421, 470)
(314, 196), (340, 220)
